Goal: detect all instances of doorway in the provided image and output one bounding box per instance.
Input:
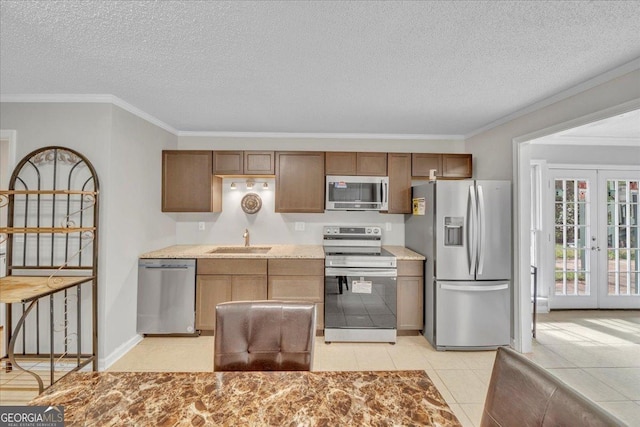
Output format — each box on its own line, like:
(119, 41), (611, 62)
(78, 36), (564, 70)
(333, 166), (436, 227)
(514, 104), (640, 353)
(546, 168), (639, 309)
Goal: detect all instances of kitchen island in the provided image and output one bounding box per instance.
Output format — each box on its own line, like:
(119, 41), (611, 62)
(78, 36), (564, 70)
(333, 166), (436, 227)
(29, 370), (460, 426)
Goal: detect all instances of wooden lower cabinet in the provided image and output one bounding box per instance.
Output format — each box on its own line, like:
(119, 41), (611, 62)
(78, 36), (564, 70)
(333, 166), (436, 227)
(195, 259), (267, 331)
(267, 259), (325, 332)
(396, 260), (424, 331)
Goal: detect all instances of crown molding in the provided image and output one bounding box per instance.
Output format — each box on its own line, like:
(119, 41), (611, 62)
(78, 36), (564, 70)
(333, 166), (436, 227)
(177, 131), (464, 140)
(465, 57), (640, 139)
(0, 94), (178, 135)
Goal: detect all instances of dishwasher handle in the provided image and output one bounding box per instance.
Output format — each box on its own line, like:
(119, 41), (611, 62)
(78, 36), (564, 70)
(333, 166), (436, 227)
(141, 265), (191, 270)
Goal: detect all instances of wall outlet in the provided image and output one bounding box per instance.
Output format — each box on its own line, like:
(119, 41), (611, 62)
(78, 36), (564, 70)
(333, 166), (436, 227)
(385, 222), (392, 231)
(295, 222), (305, 231)
(198, 222), (206, 231)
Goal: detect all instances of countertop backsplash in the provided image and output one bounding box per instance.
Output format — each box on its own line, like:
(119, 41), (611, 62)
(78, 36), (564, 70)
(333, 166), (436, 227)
(173, 179), (406, 246)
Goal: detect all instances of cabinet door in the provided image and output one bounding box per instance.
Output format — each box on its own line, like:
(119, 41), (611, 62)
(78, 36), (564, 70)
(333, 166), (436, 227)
(442, 154), (472, 178)
(397, 276), (424, 330)
(197, 258), (267, 275)
(412, 153), (442, 178)
(196, 275), (232, 330)
(357, 152), (387, 176)
(162, 151), (220, 212)
(213, 151), (244, 175)
(386, 153), (412, 214)
(244, 151), (275, 175)
(232, 275), (267, 300)
(325, 152), (357, 175)
(267, 276), (324, 302)
(275, 152), (325, 213)
(268, 259), (324, 276)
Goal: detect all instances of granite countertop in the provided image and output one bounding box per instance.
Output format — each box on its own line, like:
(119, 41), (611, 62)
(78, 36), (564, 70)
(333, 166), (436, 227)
(384, 245), (426, 260)
(140, 244), (325, 259)
(29, 370), (461, 426)
(140, 244), (424, 260)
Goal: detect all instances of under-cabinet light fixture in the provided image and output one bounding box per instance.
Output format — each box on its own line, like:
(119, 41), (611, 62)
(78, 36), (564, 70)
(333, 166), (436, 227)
(228, 179), (270, 190)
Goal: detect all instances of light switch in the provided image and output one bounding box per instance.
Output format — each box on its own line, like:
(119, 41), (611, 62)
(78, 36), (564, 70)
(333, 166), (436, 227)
(385, 222), (392, 231)
(295, 222), (305, 231)
(198, 222), (206, 231)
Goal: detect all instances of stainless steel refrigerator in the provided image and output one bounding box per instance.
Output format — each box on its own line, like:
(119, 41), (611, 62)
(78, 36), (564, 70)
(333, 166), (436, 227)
(405, 180), (511, 350)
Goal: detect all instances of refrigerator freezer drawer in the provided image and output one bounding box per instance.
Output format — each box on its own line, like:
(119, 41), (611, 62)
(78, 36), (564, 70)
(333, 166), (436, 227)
(435, 280), (510, 349)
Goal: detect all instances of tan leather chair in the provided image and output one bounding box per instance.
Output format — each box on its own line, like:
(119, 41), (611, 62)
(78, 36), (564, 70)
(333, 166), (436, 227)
(214, 300), (316, 371)
(481, 347), (625, 427)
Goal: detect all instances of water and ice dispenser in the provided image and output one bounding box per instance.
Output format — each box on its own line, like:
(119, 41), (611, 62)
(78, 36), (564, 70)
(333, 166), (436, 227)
(444, 217), (463, 246)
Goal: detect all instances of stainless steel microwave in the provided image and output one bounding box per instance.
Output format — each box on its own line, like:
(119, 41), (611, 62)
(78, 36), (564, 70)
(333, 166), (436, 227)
(325, 175), (389, 211)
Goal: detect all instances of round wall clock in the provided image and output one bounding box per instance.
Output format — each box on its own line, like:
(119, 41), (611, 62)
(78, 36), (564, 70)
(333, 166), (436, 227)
(241, 193), (262, 214)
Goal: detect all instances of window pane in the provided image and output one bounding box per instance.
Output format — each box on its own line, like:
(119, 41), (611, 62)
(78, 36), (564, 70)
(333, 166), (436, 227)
(555, 181), (564, 202)
(566, 180), (576, 202)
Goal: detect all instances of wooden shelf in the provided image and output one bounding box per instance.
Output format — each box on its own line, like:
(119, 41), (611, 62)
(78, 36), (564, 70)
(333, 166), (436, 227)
(0, 275), (96, 303)
(0, 227), (95, 234)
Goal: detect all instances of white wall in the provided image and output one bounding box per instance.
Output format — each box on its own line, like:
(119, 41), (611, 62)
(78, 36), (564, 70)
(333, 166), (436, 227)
(177, 136), (464, 245)
(0, 102), (178, 368)
(103, 105), (177, 365)
(466, 70), (640, 179)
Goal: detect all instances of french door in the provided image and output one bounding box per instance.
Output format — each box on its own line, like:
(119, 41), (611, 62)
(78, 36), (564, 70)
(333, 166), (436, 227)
(548, 168), (639, 309)
(598, 171), (640, 308)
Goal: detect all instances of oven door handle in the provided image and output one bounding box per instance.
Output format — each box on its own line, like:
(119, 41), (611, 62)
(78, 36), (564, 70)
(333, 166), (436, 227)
(325, 267), (397, 277)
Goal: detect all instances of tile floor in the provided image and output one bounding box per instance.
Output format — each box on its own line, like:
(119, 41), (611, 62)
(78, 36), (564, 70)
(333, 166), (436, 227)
(2, 310), (639, 426)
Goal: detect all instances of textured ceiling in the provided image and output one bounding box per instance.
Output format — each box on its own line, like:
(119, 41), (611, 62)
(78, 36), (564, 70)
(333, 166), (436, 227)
(1, 1), (639, 136)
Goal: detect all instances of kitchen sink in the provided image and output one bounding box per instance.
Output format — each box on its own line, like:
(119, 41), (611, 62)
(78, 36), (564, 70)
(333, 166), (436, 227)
(208, 246), (272, 254)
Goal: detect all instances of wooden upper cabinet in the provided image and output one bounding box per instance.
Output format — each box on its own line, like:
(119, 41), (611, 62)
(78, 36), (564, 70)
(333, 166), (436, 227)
(412, 153), (442, 178)
(412, 153), (472, 179)
(386, 153), (412, 214)
(213, 151), (243, 175)
(275, 151), (325, 213)
(325, 152), (387, 176)
(442, 154), (472, 178)
(325, 152), (357, 175)
(213, 151), (275, 175)
(162, 150), (221, 212)
(245, 151), (275, 175)
(357, 152), (387, 176)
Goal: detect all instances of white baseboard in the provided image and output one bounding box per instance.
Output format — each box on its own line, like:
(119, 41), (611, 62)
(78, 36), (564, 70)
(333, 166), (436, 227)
(535, 297), (550, 313)
(99, 334), (143, 371)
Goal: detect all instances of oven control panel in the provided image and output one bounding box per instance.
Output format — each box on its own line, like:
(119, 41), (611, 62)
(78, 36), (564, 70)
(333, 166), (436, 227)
(323, 226), (382, 236)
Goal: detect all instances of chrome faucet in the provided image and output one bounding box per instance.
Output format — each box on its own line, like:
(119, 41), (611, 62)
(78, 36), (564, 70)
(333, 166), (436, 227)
(243, 229), (250, 247)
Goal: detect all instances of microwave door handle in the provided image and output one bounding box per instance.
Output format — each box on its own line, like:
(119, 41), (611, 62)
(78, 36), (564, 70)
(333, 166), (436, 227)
(383, 181), (388, 206)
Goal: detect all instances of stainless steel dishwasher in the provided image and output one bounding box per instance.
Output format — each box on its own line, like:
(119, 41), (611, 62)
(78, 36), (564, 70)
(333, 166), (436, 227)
(137, 259), (197, 335)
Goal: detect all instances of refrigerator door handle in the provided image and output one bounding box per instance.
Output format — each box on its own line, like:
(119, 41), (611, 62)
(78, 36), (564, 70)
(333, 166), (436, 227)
(468, 185), (478, 275)
(441, 283), (509, 292)
(477, 184), (486, 275)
